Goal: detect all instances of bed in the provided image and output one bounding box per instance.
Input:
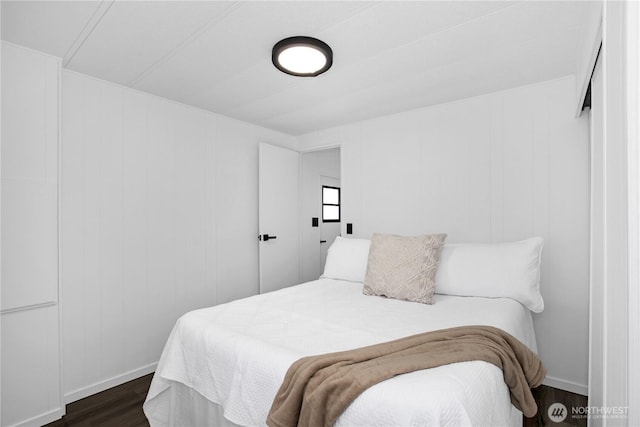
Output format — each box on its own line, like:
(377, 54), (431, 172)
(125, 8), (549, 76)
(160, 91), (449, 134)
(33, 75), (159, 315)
(144, 236), (544, 427)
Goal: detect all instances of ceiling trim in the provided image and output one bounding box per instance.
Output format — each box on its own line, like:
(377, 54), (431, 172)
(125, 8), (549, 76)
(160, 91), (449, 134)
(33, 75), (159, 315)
(62, 0), (114, 68)
(127, 1), (243, 87)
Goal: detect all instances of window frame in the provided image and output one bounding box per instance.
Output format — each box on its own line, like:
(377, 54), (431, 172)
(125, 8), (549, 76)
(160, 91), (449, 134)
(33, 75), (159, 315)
(322, 185), (341, 223)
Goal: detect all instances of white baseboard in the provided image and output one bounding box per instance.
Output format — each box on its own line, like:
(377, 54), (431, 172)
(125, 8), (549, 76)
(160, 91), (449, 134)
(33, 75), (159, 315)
(64, 362), (158, 404)
(543, 375), (588, 396)
(8, 407), (65, 427)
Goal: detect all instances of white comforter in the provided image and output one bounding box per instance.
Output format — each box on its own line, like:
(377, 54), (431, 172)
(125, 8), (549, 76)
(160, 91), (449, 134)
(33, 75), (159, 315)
(144, 279), (538, 427)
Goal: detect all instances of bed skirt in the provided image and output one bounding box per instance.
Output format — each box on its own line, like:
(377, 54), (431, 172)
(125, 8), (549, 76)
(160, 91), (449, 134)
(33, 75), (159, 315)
(145, 380), (243, 427)
(145, 379), (524, 427)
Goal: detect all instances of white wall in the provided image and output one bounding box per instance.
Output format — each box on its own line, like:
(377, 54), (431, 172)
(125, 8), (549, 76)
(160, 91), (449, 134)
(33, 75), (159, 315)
(589, 2), (636, 424)
(60, 70), (295, 402)
(627, 3), (640, 425)
(1, 43), (63, 427)
(300, 76), (590, 394)
(300, 148), (340, 282)
(589, 54), (605, 422)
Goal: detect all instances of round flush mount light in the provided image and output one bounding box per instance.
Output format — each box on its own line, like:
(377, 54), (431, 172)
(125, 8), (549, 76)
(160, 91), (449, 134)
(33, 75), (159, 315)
(272, 36), (333, 77)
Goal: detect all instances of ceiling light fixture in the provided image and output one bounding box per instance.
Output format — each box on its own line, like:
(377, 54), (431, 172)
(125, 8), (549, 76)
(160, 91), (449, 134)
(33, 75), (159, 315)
(272, 36), (333, 77)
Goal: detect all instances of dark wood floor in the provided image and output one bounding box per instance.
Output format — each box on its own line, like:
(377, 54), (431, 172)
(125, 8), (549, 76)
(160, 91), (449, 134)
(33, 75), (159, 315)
(44, 374), (153, 427)
(43, 374), (586, 426)
(525, 385), (589, 427)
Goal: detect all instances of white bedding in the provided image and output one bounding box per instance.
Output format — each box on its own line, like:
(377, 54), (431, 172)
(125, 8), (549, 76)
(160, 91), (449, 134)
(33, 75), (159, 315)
(144, 279), (538, 427)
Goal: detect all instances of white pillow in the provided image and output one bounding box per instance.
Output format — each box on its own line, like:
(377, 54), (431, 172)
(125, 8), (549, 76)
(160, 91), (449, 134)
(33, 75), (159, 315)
(434, 237), (545, 312)
(321, 236), (371, 283)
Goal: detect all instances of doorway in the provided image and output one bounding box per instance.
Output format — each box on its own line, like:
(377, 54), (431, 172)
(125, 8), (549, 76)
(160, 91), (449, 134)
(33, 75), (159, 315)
(320, 176), (341, 270)
(300, 147), (340, 282)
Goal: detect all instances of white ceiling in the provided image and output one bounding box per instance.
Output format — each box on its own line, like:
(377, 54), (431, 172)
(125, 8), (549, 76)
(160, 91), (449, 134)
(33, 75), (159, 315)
(2, 1), (596, 135)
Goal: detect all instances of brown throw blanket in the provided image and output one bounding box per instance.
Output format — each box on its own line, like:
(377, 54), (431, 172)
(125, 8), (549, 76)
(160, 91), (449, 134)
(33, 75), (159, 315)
(267, 325), (546, 427)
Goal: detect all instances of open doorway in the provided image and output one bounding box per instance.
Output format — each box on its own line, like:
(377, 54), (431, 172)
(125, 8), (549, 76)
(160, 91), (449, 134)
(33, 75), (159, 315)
(320, 177), (341, 270)
(300, 147), (340, 282)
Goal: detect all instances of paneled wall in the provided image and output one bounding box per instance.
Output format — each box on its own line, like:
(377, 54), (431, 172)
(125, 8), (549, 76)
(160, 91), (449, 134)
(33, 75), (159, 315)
(1, 43), (63, 426)
(61, 71), (295, 402)
(299, 76), (590, 394)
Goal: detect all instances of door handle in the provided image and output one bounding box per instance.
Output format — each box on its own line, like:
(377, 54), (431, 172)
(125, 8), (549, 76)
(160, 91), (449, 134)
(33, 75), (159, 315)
(259, 234), (277, 242)
(320, 240), (327, 243)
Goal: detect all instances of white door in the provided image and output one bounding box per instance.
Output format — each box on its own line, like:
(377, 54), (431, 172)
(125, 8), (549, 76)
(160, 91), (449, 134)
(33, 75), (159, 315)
(259, 143), (300, 293)
(320, 176), (341, 270)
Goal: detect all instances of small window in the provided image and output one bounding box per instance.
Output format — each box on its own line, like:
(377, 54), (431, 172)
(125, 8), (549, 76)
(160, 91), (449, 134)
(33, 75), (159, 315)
(322, 186), (340, 222)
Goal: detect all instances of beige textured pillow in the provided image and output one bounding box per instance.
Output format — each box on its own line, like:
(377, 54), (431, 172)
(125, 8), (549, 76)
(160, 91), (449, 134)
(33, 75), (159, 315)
(363, 233), (447, 304)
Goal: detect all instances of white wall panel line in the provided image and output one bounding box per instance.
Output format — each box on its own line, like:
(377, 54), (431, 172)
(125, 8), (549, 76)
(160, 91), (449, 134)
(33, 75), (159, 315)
(357, 123), (364, 238)
(0, 301), (56, 315)
(62, 0), (115, 67)
(488, 94), (501, 242)
(56, 50), (66, 420)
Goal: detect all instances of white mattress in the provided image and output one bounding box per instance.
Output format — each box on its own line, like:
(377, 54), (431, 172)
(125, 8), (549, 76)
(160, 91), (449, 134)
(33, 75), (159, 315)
(144, 279), (538, 427)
